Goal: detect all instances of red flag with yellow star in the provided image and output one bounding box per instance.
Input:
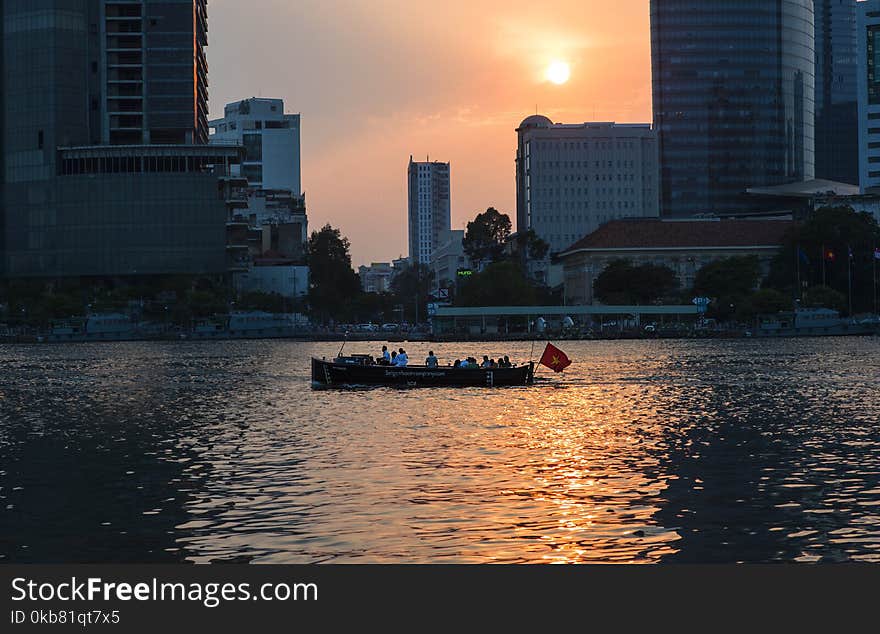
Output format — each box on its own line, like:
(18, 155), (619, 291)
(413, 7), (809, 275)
(539, 343), (571, 373)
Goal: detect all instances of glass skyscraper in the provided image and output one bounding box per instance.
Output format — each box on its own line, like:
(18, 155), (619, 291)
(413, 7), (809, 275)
(814, 0), (858, 185)
(0, 1), (236, 278)
(651, 1), (816, 216)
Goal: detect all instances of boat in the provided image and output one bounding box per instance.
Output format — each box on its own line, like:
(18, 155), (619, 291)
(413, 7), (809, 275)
(311, 354), (535, 388)
(753, 308), (879, 338)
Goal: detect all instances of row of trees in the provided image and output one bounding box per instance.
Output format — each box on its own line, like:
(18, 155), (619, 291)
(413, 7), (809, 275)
(306, 224), (435, 324)
(0, 274), (308, 328)
(305, 207), (554, 324)
(454, 208), (553, 307)
(6, 205), (873, 328)
(590, 206), (880, 319)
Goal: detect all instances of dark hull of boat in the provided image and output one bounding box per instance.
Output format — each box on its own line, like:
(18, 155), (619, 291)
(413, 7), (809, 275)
(311, 357), (534, 388)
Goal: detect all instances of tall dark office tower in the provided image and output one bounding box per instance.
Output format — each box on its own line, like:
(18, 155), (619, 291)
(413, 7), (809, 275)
(1, 1), (239, 278)
(651, 1), (816, 217)
(105, 0), (209, 144)
(814, 0), (858, 185)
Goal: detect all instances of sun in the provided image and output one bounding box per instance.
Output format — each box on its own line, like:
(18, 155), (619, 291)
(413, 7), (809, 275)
(546, 60), (571, 85)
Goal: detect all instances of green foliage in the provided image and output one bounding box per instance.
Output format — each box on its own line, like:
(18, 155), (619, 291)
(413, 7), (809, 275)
(390, 263), (434, 323)
(462, 208), (512, 266)
(593, 260), (680, 305)
(307, 224), (361, 323)
(767, 205), (880, 314)
(724, 288), (793, 322)
(691, 256), (762, 320)
(236, 291), (286, 314)
(747, 288), (793, 315)
(801, 285), (847, 313)
(511, 228), (550, 261)
(348, 291), (394, 324)
(693, 256), (761, 298)
(455, 261), (554, 307)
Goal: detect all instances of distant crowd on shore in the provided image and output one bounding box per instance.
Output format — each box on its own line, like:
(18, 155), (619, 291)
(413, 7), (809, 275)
(376, 346), (515, 369)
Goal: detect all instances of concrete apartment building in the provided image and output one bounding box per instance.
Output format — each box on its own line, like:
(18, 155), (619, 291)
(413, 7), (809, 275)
(430, 229), (466, 293)
(407, 158), (451, 266)
(210, 98), (308, 297)
(210, 98), (302, 195)
(358, 262), (394, 294)
(515, 116), (660, 255)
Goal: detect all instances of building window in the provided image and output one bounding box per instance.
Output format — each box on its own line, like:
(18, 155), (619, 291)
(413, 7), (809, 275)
(869, 24), (880, 105)
(242, 164), (263, 184)
(243, 134), (262, 161)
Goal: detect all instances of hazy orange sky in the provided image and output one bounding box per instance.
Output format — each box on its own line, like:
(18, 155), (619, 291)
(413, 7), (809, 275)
(208, 0), (653, 266)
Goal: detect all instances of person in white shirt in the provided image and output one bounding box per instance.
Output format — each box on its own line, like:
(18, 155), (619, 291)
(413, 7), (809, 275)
(394, 348), (409, 367)
(380, 345), (391, 364)
(425, 351), (439, 367)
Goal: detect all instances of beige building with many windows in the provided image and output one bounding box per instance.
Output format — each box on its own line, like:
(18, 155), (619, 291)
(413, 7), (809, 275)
(558, 218), (793, 305)
(515, 116), (660, 255)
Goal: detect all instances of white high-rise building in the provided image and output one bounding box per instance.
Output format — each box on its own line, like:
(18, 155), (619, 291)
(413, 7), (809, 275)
(210, 98), (301, 195)
(515, 116), (660, 254)
(858, 1), (880, 193)
(210, 98), (307, 291)
(408, 158), (451, 266)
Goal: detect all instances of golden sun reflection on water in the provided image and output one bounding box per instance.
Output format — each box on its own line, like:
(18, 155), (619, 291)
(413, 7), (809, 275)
(3, 338), (880, 563)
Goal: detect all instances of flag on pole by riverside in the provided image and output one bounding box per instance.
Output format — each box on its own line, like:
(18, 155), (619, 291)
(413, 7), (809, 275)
(539, 343), (572, 373)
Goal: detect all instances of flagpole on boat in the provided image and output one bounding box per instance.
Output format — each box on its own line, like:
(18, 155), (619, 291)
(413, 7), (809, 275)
(337, 330), (349, 359)
(847, 245), (853, 318)
(874, 244), (878, 317)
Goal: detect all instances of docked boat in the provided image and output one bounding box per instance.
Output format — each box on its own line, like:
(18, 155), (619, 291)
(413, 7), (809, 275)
(311, 355), (535, 388)
(753, 308), (879, 338)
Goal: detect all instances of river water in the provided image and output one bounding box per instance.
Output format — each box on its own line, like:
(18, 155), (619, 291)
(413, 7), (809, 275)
(1, 338), (879, 563)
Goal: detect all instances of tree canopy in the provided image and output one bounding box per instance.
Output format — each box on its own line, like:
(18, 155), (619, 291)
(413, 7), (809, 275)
(307, 224), (361, 323)
(593, 260), (679, 305)
(462, 207), (512, 266)
(389, 262), (434, 323)
(693, 256), (761, 298)
(766, 205), (880, 314)
(511, 228), (550, 261)
(455, 261), (551, 307)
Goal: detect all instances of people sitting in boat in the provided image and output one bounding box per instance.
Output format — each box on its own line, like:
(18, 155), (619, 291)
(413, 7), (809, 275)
(496, 357), (504, 368)
(503, 355), (513, 367)
(394, 348), (409, 367)
(377, 345), (391, 365)
(481, 355), (492, 368)
(453, 359), (461, 368)
(425, 351), (439, 368)
(459, 358), (469, 368)
(390, 350), (398, 365)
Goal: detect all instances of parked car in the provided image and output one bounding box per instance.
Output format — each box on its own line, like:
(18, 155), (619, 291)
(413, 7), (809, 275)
(381, 323), (399, 332)
(356, 323), (379, 332)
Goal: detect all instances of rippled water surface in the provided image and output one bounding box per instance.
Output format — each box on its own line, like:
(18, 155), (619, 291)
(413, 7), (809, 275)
(2, 338), (880, 563)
